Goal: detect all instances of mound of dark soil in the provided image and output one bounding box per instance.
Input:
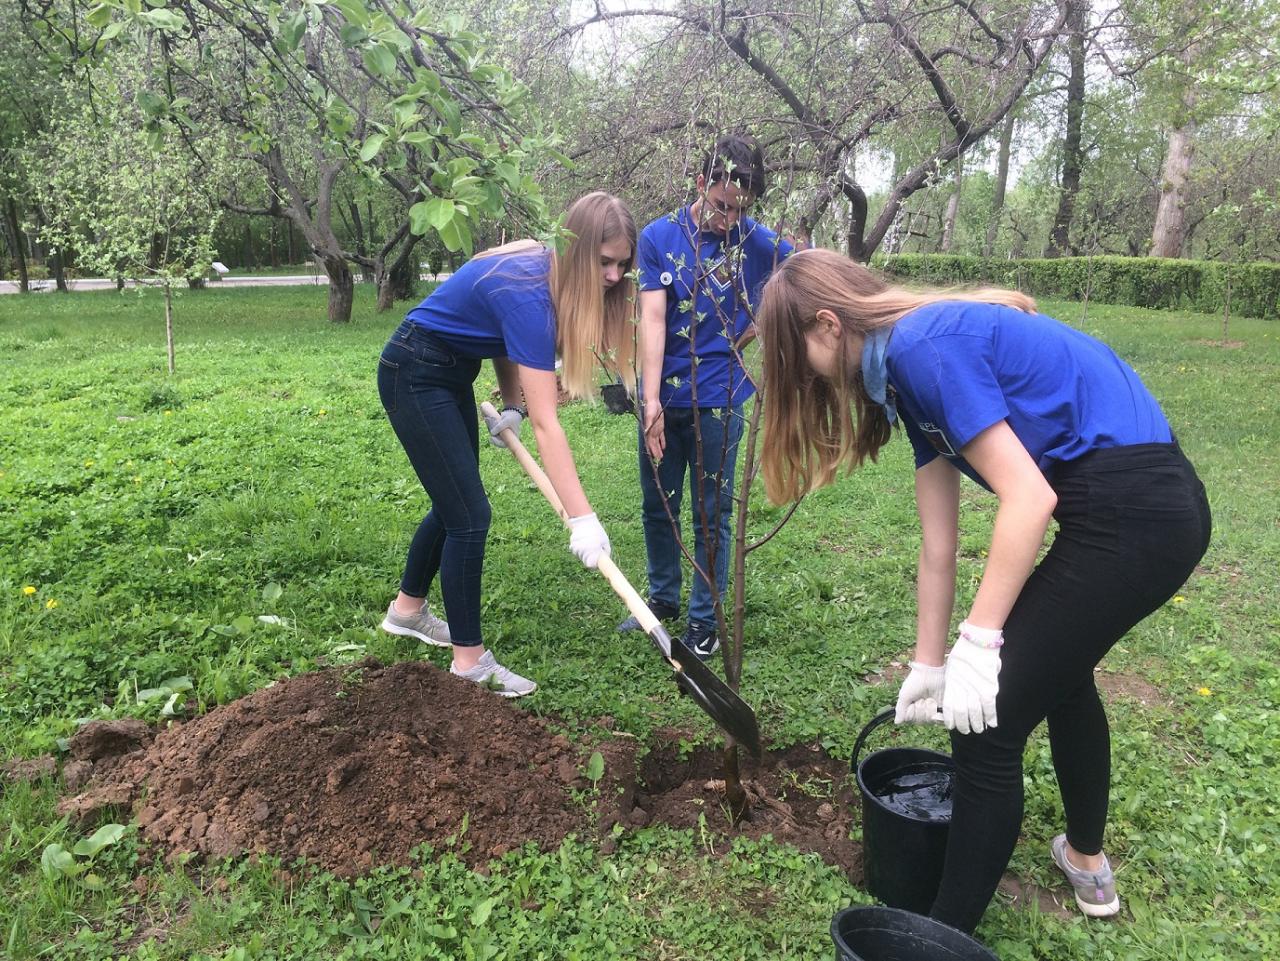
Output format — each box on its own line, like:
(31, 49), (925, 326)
(56, 658), (864, 881)
(60, 659), (634, 875)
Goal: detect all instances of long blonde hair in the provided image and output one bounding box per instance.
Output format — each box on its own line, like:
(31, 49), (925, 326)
(758, 248), (1036, 504)
(475, 192), (637, 400)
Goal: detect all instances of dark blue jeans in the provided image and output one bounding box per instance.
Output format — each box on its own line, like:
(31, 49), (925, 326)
(638, 405), (745, 626)
(377, 320), (487, 646)
(930, 443), (1212, 933)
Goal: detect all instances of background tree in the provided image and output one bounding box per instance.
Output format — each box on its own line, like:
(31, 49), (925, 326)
(25, 70), (232, 372)
(21, 0), (558, 321)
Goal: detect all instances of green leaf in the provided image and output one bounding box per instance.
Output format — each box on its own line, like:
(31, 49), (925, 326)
(401, 131), (434, 148)
(339, 24), (368, 45)
(86, 4), (114, 28)
(359, 133), (386, 163)
(262, 582), (283, 604)
(362, 45), (395, 78)
(434, 97), (461, 135)
(137, 8), (186, 31)
(408, 201), (432, 236)
(231, 615), (255, 635)
(427, 198), (456, 230)
(334, 0), (371, 27)
(41, 844), (76, 879)
(72, 823), (127, 859)
(279, 10), (307, 53)
(470, 897), (497, 926)
(137, 91), (168, 118)
(439, 215), (472, 255)
(585, 751), (605, 784)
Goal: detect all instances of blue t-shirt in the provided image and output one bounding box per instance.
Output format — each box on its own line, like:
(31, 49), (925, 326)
(887, 301), (1172, 488)
(637, 207), (793, 407)
(405, 250), (557, 370)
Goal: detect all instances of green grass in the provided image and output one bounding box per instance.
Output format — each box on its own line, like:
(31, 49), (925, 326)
(1, 286), (1277, 959)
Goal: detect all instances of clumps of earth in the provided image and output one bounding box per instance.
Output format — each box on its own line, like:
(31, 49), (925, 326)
(17, 658), (863, 880)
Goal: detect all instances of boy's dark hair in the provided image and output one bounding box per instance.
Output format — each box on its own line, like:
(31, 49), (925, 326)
(701, 135), (767, 197)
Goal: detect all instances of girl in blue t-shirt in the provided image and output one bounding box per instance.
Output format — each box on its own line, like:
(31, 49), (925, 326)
(376, 192), (637, 697)
(756, 248), (1210, 933)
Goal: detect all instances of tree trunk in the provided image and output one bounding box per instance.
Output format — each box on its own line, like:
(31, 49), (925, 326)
(349, 201), (372, 283)
(51, 249), (68, 292)
(164, 282), (176, 375)
(939, 156), (962, 253)
(242, 220), (253, 269)
(269, 217), (280, 268)
(376, 235), (422, 312)
(984, 113), (1015, 257)
(324, 255), (354, 323)
(1047, 0), (1088, 257)
(1152, 31), (1200, 259)
(3, 196), (29, 292)
(1151, 117), (1197, 257)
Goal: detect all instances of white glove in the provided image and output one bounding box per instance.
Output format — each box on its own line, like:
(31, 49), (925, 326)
(895, 662), (946, 725)
(568, 513), (611, 569)
(942, 621), (1003, 735)
(488, 407), (524, 448)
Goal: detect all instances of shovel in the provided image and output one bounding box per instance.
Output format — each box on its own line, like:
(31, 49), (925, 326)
(481, 401), (763, 758)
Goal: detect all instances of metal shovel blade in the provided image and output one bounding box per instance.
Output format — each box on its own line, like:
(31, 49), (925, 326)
(650, 622), (763, 759)
(477, 400), (764, 757)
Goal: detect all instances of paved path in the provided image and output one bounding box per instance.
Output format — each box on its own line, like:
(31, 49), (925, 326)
(0, 273), (452, 294)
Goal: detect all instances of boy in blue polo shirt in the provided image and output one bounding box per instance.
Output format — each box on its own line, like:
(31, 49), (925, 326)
(619, 135), (793, 659)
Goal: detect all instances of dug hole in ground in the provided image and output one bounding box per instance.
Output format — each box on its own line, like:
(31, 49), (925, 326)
(52, 658), (864, 880)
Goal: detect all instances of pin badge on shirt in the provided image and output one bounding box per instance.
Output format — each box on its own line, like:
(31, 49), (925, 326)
(659, 271), (674, 286)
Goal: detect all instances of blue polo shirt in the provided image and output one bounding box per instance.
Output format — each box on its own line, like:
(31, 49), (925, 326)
(637, 207), (793, 407)
(405, 249), (557, 371)
(887, 301), (1172, 488)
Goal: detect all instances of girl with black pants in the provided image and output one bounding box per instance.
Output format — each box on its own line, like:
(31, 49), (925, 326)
(755, 248), (1210, 933)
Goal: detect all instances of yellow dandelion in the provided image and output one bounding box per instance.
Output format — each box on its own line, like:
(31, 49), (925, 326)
(163, 410), (173, 416)
(318, 409), (327, 416)
(1172, 595), (1186, 605)
(46, 598), (58, 610)
(1197, 687), (1212, 697)
(22, 585), (37, 595)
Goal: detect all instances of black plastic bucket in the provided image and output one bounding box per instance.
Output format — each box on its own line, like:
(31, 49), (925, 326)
(852, 707), (955, 915)
(831, 906), (998, 961)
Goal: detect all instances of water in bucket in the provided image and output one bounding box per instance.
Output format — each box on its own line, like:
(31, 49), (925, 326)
(872, 763), (953, 821)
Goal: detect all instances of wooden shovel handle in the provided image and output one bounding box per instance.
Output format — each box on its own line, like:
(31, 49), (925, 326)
(479, 401), (663, 639)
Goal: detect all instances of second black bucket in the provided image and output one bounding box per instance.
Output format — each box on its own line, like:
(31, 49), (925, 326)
(852, 707), (955, 915)
(831, 906), (998, 961)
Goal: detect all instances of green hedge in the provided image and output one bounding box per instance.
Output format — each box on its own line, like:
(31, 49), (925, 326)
(875, 253), (1280, 320)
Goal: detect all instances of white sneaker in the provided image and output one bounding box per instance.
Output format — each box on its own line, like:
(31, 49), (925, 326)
(380, 601), (451, 647)
(450, 650), (537, 698)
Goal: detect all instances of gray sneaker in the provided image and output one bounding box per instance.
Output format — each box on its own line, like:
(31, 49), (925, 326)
(1051, 834), (1121, 918)
(450, 650), (537, 698)
(380, 601), (451, 647)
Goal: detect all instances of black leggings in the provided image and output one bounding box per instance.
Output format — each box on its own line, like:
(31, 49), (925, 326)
(930, 444), (1211, 934)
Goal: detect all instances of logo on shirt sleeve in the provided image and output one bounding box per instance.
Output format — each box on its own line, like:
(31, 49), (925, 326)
(917, 421), (957, 457)
(659, 270), (674, 286)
